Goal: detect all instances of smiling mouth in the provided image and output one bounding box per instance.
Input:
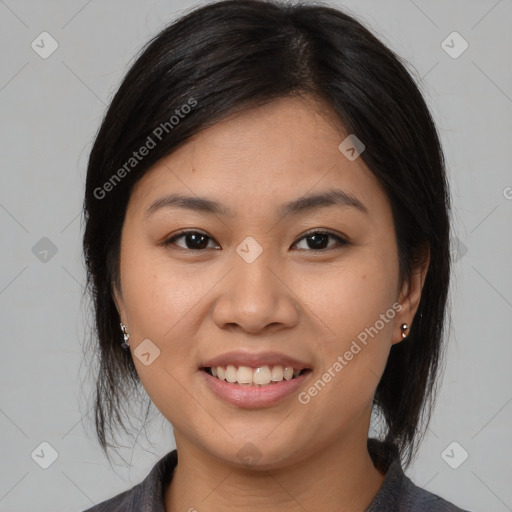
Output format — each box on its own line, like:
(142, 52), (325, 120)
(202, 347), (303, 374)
(202, 365), (312, 387)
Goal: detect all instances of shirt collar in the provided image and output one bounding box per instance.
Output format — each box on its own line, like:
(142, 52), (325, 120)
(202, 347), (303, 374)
(131, 438), (405, 511)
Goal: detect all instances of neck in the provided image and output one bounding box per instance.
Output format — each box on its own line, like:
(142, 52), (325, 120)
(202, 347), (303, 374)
(164, 417), (386, 512)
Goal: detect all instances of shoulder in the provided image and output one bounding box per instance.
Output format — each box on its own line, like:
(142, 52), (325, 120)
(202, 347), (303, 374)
(397, 470), (472, 512)
(79, 449), (178, 512)
(367, 438), (472, 512)
(80, 483), (141, 512)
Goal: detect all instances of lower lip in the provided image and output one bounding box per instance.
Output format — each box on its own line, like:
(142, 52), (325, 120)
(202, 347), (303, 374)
(200, 369), (312, 408)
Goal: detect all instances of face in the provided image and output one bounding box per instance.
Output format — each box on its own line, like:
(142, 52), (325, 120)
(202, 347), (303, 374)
(114, 95), (426, 469)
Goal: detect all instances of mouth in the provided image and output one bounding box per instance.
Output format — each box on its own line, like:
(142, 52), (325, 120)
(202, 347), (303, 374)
(201, 365), (312, 387)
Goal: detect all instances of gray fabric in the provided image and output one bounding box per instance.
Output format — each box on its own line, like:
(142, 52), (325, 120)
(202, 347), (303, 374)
(81, 439), (472, 511)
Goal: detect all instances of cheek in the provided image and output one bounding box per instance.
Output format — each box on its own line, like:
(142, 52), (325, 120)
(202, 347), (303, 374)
(295, 250), (398, 343)
(119, 237), (209, 341)
(118, 240), (209, 394)
(295, 252), (398, 408)
(120, 253), (210, 423)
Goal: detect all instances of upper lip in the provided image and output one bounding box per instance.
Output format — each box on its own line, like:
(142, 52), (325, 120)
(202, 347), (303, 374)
(201, 351), (312, 370)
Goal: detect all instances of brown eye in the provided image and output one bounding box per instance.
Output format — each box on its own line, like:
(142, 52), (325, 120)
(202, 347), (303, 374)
(164, 230), (218, 250)
(292, 231), (348, 251)
(162, 229), (348, 252)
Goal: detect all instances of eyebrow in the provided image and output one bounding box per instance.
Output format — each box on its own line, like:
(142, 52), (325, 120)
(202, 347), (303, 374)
(145, 188), (369, 219)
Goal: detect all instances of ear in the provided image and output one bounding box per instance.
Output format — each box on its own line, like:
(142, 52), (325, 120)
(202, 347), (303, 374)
(392, 245), (430, 345)
(112, 283), (127, 326)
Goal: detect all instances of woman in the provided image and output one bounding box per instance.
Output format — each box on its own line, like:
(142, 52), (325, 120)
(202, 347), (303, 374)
(81, 0), (471, 510)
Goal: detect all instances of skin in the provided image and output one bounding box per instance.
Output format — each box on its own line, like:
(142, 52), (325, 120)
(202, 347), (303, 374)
(113, 95), (429, 512)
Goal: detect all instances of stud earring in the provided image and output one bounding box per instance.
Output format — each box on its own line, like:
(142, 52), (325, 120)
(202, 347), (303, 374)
(400, 323), (409, 339)
(120, 322), (130, 349)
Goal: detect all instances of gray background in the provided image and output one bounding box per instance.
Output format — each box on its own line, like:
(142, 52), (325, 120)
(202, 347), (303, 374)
(1, 1), (511, 511)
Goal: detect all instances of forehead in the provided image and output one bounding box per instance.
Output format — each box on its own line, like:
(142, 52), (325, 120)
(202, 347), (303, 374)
(128, 95), (388, 219)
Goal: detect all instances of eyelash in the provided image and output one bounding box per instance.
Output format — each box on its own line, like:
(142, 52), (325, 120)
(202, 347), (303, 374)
(161, 229), (349, 252)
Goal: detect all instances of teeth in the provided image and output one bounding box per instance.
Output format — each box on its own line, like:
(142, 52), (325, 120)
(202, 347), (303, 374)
(225, 364), (237, 383)
(271, 365), (283, 381)
(237, 365), (254, 384)
(253, 366), (272, 385)
(207, 365), (305, 386)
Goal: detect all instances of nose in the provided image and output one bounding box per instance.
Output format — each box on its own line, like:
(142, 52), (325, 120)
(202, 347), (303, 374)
(211, 249), (300, 334)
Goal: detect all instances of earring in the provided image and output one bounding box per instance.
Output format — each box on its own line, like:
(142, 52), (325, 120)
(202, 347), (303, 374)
(120, 322), (130, 349)
(400, 323), (409, 339)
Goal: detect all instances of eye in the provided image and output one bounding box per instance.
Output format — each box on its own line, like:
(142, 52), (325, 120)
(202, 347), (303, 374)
(162, 229), (348, 252)
(292, 230), (348, 251)
(163, 230), (219, 250)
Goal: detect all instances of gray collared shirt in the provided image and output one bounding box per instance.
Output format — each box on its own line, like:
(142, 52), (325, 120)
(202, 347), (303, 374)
(81, 439), (472, 511)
